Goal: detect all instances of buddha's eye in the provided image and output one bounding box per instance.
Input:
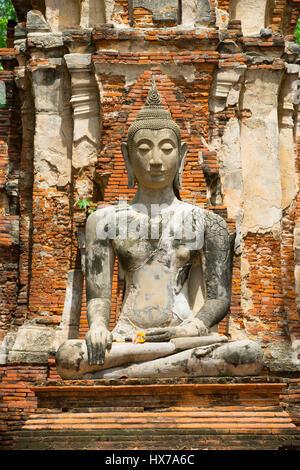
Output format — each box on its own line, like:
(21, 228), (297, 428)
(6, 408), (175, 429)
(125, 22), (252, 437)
(138, 145), (151, 154)
(161, 145), (174, 154)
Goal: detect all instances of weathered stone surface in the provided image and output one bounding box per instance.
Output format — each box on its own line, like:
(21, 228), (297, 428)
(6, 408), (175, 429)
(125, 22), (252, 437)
(27, 32), (64, 50)
(0, 80), (6, 105)
(7, 322), (58, 363)
(210, 67), (245, 113)
(64, 53), (101, 157)
(260, 28), (272, 38)
(0, 332), (17, 364)
(230, 0), (268, 36)
(240, 69), (283, 234)
(26, 10), (51, 32)
(80, 0), (105, 28)
(31, 61), (72, 189)
(210, 68), (245, 252)
(278, 73), (298, 210)
(286, 42), (300, 55)
(132, 0), (179, 22)
(181, 0), (198, 27)
(56, 269), (84, 344)
(196, 0), (211, 25)
(45, 0), (81, 32)
(264, 341), (300, 372)
(34, 113), (71, 187)
(64, 52), (101, 205)
(218, 118), (243, 218)
(14, 22), (27, 40)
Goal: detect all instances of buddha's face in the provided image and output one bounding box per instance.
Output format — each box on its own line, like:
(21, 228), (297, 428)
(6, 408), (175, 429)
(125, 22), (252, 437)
(129, 128), (182, 190)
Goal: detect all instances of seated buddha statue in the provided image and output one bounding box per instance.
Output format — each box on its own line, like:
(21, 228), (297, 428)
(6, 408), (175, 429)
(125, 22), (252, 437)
(56, 78), (263, 379)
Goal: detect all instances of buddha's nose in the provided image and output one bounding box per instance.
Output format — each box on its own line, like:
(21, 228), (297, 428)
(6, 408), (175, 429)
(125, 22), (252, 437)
(149, 150), (163, 167)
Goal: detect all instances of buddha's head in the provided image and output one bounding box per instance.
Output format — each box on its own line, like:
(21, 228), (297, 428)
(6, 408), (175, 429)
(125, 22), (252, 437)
(121, 78), (187, 191)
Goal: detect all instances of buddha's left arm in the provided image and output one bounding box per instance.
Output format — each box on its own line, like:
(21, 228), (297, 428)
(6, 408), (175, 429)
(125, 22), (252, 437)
(196, 211), (232, 329)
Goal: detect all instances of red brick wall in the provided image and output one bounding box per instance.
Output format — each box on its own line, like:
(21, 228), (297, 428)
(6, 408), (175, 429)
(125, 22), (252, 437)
(2, 376), (300, 450)
(0, 364), (48, 449)
(243, 233), (287, 344)
(0, 62), (22, 338)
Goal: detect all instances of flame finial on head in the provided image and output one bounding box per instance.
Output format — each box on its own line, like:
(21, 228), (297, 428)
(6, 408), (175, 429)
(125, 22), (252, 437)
(145, 76), (163, 107)
(135, 75), (171, 122)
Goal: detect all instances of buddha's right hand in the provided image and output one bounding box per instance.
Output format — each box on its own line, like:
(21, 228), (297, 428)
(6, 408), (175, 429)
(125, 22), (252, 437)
(85, 325), (113, 366)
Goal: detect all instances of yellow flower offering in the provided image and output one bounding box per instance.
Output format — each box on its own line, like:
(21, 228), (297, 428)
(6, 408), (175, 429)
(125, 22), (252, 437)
(132, 332), (146, 344)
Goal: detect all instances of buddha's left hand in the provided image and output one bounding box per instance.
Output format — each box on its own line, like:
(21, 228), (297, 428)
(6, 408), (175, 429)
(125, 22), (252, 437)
(144, 318), (208, 342)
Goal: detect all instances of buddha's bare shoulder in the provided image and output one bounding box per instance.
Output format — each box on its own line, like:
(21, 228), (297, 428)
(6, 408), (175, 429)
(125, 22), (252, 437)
(177, 201), (229, 235)
(177, 201), (217, 220)
(85, 204), (119, 238)
(175, 200), (203, 214)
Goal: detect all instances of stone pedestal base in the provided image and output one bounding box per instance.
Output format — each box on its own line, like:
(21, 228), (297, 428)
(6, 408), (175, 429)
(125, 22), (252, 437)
(12, 378), (300, 450)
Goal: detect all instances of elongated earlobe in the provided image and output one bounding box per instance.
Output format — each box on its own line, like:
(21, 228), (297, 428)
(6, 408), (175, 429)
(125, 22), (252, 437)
(121, 142), (137, 189)
(174, 142), (187, 190)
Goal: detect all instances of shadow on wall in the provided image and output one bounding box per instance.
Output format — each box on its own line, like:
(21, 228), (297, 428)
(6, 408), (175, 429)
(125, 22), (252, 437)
(10, 0), (45, 23)
(229, 0), (272, 35)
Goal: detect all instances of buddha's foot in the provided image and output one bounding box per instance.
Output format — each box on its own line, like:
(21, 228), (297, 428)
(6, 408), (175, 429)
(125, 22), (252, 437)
(56, 337), (263, 380)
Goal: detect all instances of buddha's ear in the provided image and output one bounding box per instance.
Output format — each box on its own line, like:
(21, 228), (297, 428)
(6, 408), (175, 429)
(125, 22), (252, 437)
(174, 142), (187, 190)
(121, 142), (137, 189)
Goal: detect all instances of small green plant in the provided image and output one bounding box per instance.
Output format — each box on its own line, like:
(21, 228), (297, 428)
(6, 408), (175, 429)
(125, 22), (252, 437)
(77, 199), (97, 215)
(295, 16), (300, 44)
(0, 0), (17, 48)
(218, 376), (233, 384)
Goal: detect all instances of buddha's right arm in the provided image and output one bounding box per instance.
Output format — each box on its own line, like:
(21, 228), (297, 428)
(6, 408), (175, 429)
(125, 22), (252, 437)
(85, 209), (115, 328)
(85, 209), (115, 365)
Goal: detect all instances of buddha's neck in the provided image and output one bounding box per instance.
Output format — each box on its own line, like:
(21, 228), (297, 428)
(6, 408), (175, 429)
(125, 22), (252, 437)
(131, 185), (178, 210)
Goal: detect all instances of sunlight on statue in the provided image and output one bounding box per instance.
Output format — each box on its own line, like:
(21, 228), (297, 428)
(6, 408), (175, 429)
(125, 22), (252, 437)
(56, 77), (263, 379)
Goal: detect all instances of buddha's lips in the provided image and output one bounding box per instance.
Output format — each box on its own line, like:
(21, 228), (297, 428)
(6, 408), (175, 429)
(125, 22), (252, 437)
(149, 170), (165, 176)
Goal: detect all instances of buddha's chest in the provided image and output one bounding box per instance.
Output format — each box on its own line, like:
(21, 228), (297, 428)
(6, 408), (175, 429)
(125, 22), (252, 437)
(112, 235), (198, 273)
(112, 207), (203, 270)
